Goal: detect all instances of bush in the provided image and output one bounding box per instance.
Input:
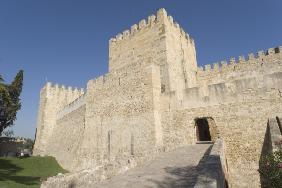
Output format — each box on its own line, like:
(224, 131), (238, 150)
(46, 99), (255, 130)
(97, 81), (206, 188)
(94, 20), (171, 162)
(259, 149), (282, 188)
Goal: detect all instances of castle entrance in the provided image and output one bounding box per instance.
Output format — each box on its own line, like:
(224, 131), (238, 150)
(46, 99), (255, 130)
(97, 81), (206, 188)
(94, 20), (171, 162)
(195, 118), (212, 141)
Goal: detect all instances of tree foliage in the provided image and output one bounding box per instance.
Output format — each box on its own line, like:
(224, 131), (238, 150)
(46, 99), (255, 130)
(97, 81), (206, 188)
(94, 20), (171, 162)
(0, 70), (24, 135)
(23, 138), (34, 150)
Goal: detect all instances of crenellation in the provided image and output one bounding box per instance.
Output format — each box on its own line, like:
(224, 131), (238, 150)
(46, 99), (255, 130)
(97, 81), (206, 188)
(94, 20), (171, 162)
(185, 33), (190, 40)
(46, 82), (52, 89)
(116, 33), (123, 41)
(198, 66), (203, 71)
(122, 30), (130, 39)
(247, 53), (255, 61)
(168, 15), (173, 24)
(148, 15), (156, 25)
(109, 10), (168, 46)
(190, 38), (195, 45)
(267, 47), (275, 55)
(55, 83), (59, 89)
(196, 67), (204, 76)
(229, 57), (236, 64)
(257, 50), (265, 59)
(157, 8), (167, 20)
(204, 64), (211, 71)
(180, 28), (185, 36)
(173, 22), (180, 29)
(130, 24), (138, 34)
(220, 60), (228, 68)
(109, 38), (116, 43)
(42, 82), (85, 101)
(138, 19), (147, 29)
(197, 45), (282, 77)
(67, 86), (72, 92)
(213, 62), (219, 71)
(238, 55), (246, 63)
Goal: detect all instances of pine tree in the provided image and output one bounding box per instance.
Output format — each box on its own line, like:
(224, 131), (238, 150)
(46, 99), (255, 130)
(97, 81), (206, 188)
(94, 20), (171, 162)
(0, 70), (24, 135)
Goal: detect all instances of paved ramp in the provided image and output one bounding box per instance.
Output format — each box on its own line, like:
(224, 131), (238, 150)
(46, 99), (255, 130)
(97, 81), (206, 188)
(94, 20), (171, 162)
(93, 144), (212, 188)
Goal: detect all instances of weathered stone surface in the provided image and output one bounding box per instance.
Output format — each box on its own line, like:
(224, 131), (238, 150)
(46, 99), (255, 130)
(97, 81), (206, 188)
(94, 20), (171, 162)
(195, 139), (226, 188)
(41, 144), (212, 188)
(33, 8), (282, 188)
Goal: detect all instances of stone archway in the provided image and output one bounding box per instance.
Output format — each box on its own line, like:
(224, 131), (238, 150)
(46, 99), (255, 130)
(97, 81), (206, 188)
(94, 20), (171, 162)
(195, 117), (218, 142)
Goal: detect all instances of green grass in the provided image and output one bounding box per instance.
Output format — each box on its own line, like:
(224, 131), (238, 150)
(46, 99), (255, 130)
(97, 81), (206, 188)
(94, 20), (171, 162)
(0, 156), (67, 188)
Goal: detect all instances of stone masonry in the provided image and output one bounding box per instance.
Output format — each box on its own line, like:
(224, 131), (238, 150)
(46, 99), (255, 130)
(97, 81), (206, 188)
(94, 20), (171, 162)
(33, 8), (282, 187)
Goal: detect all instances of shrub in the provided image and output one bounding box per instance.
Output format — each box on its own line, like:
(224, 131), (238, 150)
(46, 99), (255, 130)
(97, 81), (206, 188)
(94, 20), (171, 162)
(259, 149), (282, 188)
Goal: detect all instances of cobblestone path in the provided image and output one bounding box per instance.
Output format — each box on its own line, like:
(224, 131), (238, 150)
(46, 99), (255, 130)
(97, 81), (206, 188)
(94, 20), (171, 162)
(93, 144), (212, 188)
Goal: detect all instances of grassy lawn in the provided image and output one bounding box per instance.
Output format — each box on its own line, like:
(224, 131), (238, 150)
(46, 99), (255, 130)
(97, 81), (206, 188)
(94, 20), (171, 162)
(0, 156), (67, 188)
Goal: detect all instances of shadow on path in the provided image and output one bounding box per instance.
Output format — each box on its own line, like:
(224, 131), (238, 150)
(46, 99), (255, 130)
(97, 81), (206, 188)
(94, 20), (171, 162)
(148, 145), (213, 188)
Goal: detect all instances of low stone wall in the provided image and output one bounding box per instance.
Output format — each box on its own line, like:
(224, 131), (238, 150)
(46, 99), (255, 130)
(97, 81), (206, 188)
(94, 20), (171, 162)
(267, 117), (282, 152)
(194, 139), (227, 188)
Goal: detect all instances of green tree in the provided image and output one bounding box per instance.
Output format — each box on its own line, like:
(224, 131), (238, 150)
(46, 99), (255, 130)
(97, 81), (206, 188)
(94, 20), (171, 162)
(23, 138), (34, 150)
(0, 75), (7, 92)
(0, 70), (24, 135)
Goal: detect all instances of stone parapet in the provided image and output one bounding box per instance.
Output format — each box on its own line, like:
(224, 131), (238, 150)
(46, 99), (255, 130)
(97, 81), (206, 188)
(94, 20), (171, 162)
(109, 8), (194, 46)
(268, 117), (282, 152)
(197, 46), (282, 78)
(194, 139), (227, 188)
(57, 94), (86, 120)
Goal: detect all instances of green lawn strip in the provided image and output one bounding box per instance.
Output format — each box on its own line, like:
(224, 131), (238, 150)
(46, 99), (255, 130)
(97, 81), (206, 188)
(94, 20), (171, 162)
(0, 156), (67, 188)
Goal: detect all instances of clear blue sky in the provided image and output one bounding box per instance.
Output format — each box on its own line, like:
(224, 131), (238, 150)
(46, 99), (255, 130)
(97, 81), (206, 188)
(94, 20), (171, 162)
(1, 0), (282, 139)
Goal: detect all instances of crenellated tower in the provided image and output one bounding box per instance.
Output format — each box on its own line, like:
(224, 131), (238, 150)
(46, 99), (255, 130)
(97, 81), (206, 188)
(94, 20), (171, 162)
(109, 8), (197, 101)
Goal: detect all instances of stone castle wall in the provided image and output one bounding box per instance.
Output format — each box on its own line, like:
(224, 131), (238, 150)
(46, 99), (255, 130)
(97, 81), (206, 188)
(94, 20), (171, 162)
(46, 105), (86, 171)
(77, 61), (161, 171)
(162, 90), (282, 187)
(34, 8), (282, 188)
(33, 83), (84, 156)
(160, 48), (282, 187)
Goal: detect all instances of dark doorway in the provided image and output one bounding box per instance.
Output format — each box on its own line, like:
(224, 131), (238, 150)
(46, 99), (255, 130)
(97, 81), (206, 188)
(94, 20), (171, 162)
(195, 118), (211, 141)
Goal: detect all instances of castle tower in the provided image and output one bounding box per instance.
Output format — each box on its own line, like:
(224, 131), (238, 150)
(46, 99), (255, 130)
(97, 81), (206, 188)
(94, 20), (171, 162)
(109, 8), (197, 101)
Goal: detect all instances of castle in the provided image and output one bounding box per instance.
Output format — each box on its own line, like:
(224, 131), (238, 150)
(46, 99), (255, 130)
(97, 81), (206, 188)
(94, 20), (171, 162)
(33, 8), (282, 188)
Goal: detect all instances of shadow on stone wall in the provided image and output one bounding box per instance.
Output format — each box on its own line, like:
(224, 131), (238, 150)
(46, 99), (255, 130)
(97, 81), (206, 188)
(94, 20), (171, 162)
(259, 121), (270, 188)
(147, 145), (213, 188)
(68, 181), (76, 188)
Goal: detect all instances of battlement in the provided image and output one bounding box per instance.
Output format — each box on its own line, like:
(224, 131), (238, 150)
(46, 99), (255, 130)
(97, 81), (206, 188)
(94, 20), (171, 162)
(42, 82), (85, 111)
(109, 7), (196, 79)
(197, 46), (282, 76)
(109, 8), (194, 47)
(57, 93), (86, 119)
(166, 15), (195, 46)
(43, 82), (84, 95)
